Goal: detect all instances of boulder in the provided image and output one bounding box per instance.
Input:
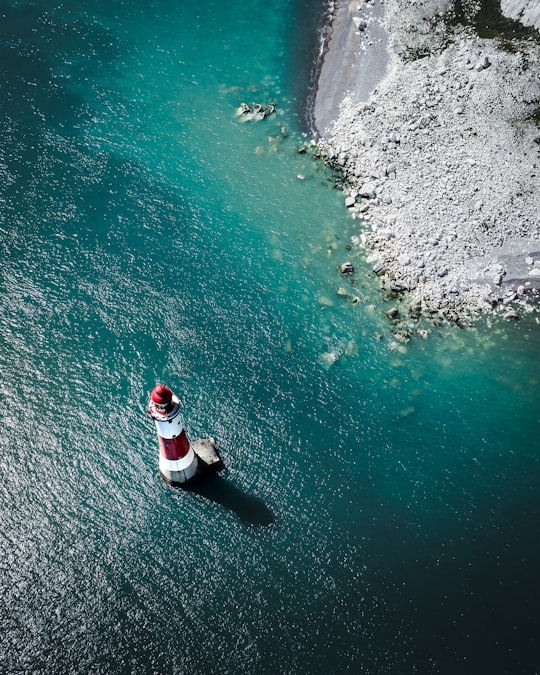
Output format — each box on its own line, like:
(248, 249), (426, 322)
(352, 16), (368, 31)
(235, 102), (276, 122)
(390, 282), (409, 292)
(475, 56), (491, 71)
(235, 102), (251, 116)
(339, 261), (355, 275)
(359, 182), (378, 199)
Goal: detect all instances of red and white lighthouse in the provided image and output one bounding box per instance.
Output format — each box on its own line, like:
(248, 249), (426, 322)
(147, 384), (198, 484)
(147, 384), (224, 485)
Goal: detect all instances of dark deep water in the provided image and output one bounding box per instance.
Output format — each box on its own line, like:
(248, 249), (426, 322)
(1, 1), (539, 673)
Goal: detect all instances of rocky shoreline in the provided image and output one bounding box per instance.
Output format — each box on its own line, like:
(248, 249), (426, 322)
(313, 0), (540, 324)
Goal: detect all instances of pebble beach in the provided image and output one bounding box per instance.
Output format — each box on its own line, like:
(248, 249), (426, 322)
(314, 0), (540, 324)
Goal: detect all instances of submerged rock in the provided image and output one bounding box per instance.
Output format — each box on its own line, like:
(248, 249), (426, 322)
(319, 351), (339, 368)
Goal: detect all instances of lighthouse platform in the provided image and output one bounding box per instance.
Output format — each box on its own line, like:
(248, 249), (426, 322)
(192, 437), (224, 476)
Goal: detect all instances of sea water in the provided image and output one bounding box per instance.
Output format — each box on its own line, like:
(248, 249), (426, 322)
(0, 1), (539, 673)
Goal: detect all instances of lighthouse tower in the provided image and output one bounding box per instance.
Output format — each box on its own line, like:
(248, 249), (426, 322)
(147, 384), (224, 485)
(147, 384), (198, 484)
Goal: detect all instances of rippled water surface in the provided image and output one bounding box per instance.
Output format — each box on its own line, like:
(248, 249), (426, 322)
(1, 1), (539, 673)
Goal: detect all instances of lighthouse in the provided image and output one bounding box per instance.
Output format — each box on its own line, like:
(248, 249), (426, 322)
(147, 384), (223, 485)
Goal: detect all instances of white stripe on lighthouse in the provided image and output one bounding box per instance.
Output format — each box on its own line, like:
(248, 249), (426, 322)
(159, 447), (197, 472)
(153, 415), (184, 439)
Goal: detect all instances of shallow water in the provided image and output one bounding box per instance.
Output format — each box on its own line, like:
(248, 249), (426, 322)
(1, 1), (539, 673)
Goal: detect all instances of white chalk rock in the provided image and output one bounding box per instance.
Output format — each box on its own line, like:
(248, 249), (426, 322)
(359, 182), (377, 199)
(475, 56), (491, 72)
(339, 261), (355, 275)
(352, 16), (368, 31)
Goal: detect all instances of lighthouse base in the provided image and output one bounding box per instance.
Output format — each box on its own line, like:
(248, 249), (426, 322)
(159, 437), (224, 486)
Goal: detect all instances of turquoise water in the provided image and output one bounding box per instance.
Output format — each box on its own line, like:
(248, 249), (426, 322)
(1, 1), (539, 673)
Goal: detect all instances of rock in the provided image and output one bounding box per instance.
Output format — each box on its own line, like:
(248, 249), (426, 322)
(345, 195), (356, 208)
(339, 261), (355, 275)
(318, 294), (335, 307)
(359, 182), (377, 199)
(236, 102), (250, 116)
(337, 287), (349, 296)
(319, 351), (339, 368)
(372, 262), (386, 275)
(389, 340), (408, 354)
(394, 330), (411, 343)
(504, 309), (519, 320)
(353, 16), (368, 31)
(252, 103), (266, 121)
(390, 282), (409, 293)
(501, 0), (540, 31)
(236, 102), (276, 122)
(475, 56), (491, 71)
(386, 307), (399, 319)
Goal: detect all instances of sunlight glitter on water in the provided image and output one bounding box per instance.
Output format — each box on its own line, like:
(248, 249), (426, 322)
(1, 0), (539, 673)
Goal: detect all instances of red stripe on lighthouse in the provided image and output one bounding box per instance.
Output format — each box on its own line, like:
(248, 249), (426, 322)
(158, 430), (190, 460)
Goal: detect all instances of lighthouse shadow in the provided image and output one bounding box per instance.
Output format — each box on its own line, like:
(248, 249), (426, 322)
(185, 474), (275, 527)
